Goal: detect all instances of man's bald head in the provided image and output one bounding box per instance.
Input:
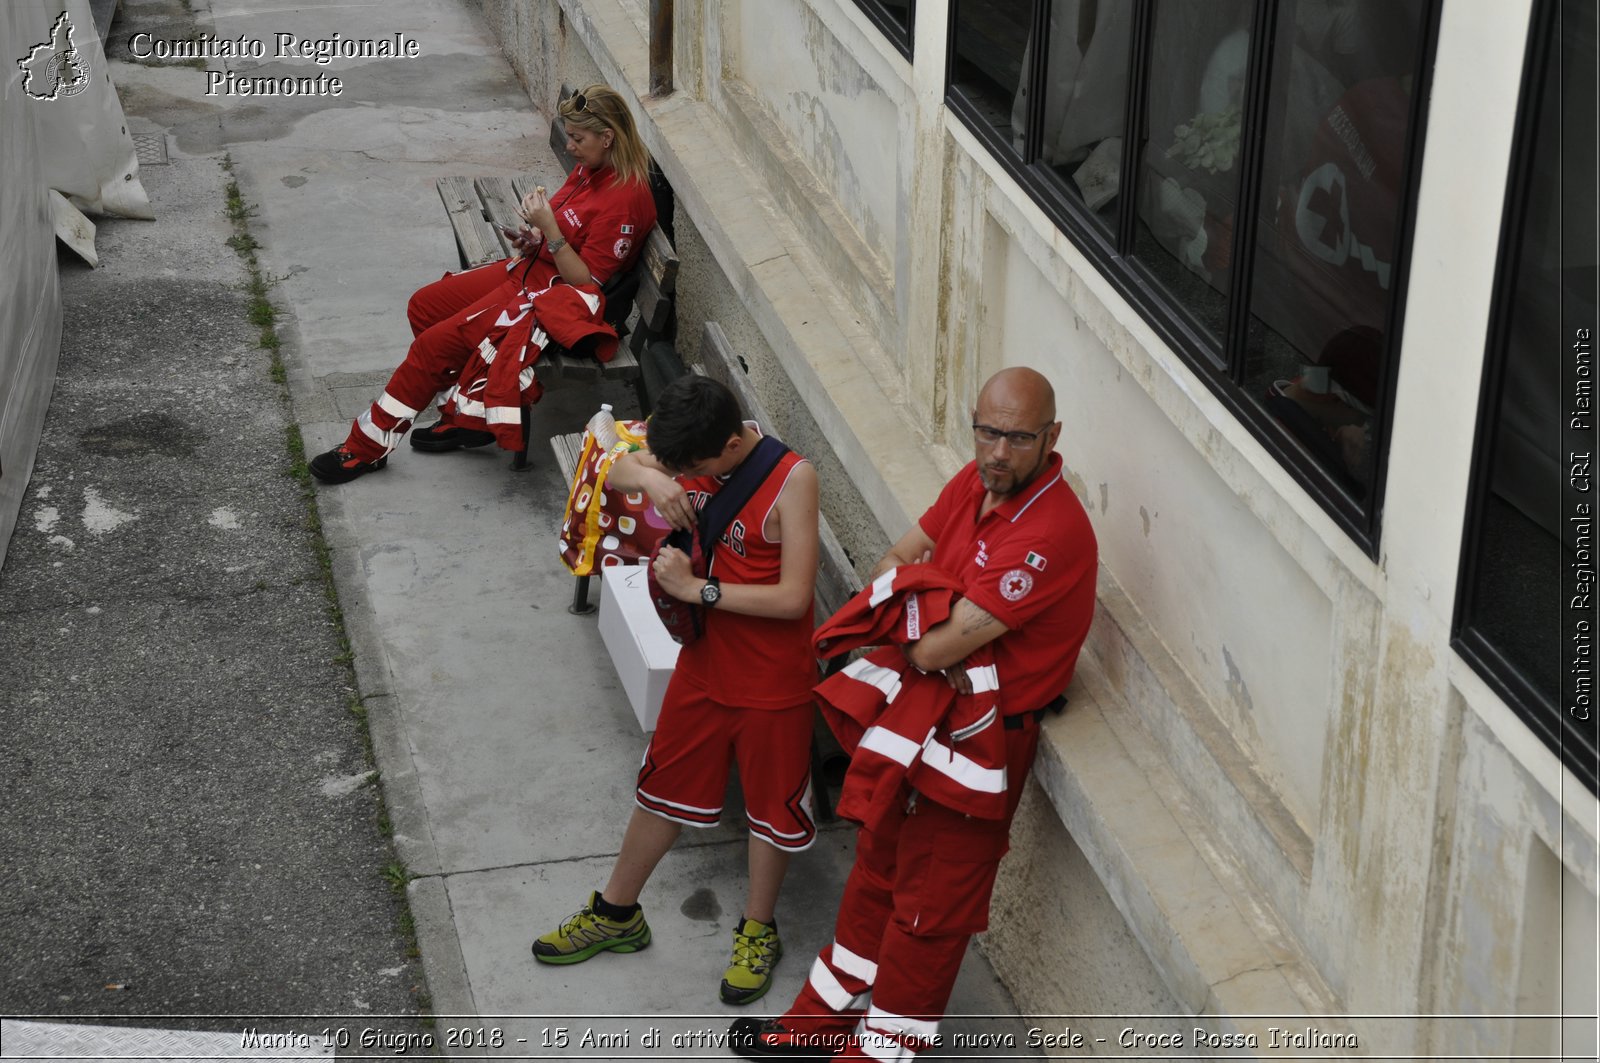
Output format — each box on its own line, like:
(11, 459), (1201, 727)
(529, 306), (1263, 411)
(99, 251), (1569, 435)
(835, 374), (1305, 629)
(971, 367), (1061, 499)
(977, 367), (1056, 427)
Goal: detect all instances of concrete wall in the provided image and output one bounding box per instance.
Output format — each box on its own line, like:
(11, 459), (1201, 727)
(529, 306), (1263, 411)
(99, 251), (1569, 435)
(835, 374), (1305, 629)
(472, 0), (1599, 1056)
(0, 7), (66, 567)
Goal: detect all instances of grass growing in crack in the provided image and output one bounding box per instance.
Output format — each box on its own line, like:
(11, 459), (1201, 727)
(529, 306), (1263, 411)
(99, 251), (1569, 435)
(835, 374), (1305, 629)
(398, 908), (422, 959)
(221, 152), (428, 1021)
(221, 165), (280, 357)
(381, 863), (414, 894)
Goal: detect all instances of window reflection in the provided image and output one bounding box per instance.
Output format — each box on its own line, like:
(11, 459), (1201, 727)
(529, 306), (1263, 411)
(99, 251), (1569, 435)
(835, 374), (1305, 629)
(853, 0), (915, 53)
(1132, 0), (1255, 344)
(1012, 0), (1135, 230)
(942, 0), (1444, 541)
(1463, 0), (1598, 723)
(951, 0), (1033, 139)
(879, 0), (914, 37)
(1246, 0), (1425, 495)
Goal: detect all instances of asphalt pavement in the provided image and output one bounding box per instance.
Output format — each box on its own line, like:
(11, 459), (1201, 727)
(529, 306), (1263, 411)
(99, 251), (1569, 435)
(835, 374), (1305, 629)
(1, 0), (1032, 1057)
(0, 0), (423, 1036)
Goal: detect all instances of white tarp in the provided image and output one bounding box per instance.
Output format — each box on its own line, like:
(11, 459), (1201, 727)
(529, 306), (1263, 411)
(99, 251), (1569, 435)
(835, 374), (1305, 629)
(19, 0), (153, 221)
(1, 0), (149, 565)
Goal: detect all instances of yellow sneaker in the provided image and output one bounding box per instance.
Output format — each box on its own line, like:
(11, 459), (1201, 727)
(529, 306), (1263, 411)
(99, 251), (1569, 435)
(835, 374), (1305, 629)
(531, 892), (651, 964)
(720, 917), (782, 1004)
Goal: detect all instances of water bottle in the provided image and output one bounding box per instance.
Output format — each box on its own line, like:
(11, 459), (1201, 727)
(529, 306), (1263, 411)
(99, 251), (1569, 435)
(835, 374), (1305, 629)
(587, 403), (620, 450)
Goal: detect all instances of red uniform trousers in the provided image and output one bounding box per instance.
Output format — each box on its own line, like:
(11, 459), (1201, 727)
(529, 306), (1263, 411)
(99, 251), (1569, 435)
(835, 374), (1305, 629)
(779, 723), (1041, 1061)
(341, 260), (525, 461)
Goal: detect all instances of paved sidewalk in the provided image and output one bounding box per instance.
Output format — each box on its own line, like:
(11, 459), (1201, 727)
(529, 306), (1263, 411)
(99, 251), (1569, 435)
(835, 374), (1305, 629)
(97, 0), (1033, 1055)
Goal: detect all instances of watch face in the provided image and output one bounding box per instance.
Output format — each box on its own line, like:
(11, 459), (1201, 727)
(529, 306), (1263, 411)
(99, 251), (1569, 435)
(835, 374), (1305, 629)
(701, 581), (721, 605)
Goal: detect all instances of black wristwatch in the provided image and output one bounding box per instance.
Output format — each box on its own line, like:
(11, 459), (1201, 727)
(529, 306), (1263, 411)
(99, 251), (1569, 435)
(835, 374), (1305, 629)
(700, 577), (722, 607)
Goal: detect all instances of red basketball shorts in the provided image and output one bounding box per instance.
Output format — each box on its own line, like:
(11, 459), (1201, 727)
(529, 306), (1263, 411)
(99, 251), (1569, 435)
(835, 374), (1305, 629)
(635, 681), (817, 852)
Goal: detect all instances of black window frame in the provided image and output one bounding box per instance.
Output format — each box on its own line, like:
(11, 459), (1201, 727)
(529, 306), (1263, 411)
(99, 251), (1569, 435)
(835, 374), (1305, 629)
(1453, 0), (1598, 795)
(850, 0), (914, 60)
(944, 0), (1442, 556)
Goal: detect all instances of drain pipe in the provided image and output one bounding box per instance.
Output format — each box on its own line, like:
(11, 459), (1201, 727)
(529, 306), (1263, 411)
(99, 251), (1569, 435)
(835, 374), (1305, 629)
(650, 0), (673, 96)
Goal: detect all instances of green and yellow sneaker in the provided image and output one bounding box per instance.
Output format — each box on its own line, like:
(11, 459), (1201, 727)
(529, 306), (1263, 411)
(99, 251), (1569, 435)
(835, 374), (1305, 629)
(531, 892), (652, 965)
(720, 917), (783, 1004)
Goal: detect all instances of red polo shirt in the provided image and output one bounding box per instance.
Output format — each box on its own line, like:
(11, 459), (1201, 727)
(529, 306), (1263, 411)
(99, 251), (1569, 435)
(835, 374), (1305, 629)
(509, 163), (657, 289)
(918, 453), (1098, 715)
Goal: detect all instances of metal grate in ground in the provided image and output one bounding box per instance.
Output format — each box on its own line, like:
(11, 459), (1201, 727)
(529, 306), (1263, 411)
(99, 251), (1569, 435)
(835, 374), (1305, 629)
(131, 131), (168, 166)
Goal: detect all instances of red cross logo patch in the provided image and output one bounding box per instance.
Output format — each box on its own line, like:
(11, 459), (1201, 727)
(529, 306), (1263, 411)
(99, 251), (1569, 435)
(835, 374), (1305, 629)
(1000, 568), (1034, 602)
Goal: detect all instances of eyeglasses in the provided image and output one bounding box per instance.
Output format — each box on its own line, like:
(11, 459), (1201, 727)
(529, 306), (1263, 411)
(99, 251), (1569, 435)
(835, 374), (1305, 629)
(972, 422), (1053, 450)
(569, 91), (588, 113)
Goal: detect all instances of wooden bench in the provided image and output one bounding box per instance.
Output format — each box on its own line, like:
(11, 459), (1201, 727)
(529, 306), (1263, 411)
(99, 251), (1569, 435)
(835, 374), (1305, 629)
(553, 321), (865, 818)
(435, 173), (678, 470)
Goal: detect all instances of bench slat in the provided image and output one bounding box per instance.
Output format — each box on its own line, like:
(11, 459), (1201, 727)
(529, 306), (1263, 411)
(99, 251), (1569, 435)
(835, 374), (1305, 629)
(475, 176), (525, 254)
(606, 345), (641, 377)
(510, 174), (543, 205)
(535, 344), (641, 387)
(635, 270), (671, 335)
(643, 228), (679, 296)
(551, 430), (584, 485)
(438, 175), (504, 269)
(538, 349), (602, 384)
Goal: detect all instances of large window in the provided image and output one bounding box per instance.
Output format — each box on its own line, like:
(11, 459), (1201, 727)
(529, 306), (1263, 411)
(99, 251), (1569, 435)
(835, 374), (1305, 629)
(1456, 0), (1598, 794)
(946, 0), (1437, 550)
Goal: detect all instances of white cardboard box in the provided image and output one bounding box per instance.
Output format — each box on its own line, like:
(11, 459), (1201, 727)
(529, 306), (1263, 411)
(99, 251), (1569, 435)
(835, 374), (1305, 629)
(597, 564), (681, 732)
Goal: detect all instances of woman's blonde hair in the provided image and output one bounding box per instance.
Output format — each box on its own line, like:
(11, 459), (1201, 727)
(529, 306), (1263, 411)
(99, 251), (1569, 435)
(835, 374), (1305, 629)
(559, 84), (652, 186)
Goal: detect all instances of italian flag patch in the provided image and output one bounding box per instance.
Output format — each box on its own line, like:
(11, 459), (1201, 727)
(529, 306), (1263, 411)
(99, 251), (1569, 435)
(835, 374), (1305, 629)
(1025, 551), (1047, 571)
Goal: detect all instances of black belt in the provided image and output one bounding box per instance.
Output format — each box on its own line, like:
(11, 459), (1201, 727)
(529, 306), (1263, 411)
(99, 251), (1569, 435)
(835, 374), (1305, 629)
(1003, 694), (1068, 730)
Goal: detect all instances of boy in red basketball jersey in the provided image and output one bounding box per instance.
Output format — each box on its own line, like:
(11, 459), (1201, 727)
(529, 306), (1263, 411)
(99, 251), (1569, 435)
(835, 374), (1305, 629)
(531, 375), (821, 1005)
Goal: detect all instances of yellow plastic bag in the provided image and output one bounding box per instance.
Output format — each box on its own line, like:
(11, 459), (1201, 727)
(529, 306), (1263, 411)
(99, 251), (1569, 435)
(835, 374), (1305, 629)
(559, 419), (666, 575)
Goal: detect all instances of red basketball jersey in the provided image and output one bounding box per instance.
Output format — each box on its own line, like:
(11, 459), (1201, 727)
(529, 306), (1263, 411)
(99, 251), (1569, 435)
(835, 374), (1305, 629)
(672, 447), (817, 709)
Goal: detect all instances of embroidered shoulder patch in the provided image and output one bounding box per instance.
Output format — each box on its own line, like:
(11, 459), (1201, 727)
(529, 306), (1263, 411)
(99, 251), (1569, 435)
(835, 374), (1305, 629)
(1025, 551), (1048, 571)
(614, 237), (632, 259)
(1000, 569), (1034, 602)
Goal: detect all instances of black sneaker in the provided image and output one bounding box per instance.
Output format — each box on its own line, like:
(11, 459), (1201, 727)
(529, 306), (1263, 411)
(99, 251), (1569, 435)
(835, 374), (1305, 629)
(308, 446), (388, 484)
(410, 423), (496, 452)
(728, 1018), (848, 1060)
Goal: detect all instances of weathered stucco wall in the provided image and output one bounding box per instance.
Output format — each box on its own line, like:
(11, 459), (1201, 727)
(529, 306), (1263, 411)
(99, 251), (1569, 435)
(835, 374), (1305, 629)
(474, 0), (603, 114)
(1428, 704), (1599, 1059)
(983, 210), (1335, 830)
(722, 1), (905, 353)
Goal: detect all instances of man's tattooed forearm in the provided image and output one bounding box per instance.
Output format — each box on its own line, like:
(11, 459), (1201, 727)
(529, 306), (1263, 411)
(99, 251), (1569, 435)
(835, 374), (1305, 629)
(960, 608), (999, 636)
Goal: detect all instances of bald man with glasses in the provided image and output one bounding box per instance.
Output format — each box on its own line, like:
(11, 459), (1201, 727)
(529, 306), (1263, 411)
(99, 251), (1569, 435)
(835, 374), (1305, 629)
(733, 367), (1100, 1060)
